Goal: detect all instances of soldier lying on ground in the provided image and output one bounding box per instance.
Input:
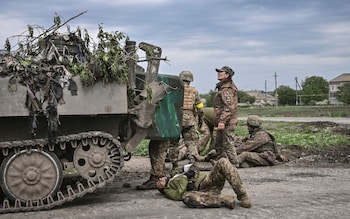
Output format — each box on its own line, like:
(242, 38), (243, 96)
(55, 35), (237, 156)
(156, 158), (252, 209)
(235, 115), (286, 168)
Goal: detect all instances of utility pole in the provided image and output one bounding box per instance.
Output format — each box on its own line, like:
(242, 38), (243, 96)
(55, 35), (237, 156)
(274, 72), (278, 107)
(295, 77), (298, 105)
(265, 80), (267, 103)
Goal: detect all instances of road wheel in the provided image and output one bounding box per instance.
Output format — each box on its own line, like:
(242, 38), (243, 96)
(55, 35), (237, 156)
(0, 149), (63, 201)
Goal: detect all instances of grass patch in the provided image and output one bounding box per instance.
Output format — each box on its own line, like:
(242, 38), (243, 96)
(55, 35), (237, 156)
(132, 120), (350, 157)
(132, 139), (150, 156)
(252, 121), (349, 148)
(238, 105), (350, 118)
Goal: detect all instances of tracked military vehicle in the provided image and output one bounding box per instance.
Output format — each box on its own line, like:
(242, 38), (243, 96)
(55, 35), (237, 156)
(0, 17), (183, 213)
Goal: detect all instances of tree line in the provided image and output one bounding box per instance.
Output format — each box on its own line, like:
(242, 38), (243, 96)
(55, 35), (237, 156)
(201, 76), (350, 106)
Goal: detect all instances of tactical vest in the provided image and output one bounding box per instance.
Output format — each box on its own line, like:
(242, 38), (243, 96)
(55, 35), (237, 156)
(183, 84), (196, 113)
(251, 129), (276, 153)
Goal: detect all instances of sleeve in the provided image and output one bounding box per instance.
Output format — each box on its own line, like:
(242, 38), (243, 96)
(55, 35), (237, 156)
(236, 131), (270, 154)
(219, 87), (237, 124)
(164, 175), (189, 201)
(194, 90), (204, 111)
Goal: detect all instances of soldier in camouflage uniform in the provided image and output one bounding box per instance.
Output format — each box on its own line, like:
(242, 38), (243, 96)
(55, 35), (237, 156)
(156, 158), (251, 209)
(168, 70), (204, 167)
(136, 140), (170, 190)
(236, 115), (285, 168)
(214, 66), (239, 167)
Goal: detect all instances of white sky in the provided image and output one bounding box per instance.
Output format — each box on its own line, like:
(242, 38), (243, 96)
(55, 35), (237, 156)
(1, 0), (349, 93)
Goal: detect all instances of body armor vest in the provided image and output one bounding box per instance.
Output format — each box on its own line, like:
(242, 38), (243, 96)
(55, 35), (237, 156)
(183, 84), (196, 112)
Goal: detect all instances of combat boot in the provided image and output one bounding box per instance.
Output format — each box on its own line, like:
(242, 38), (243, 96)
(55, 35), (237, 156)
(204, 149), (217, 161)
(188, 155), (196, 164)
(220, 195), (235, 209)
(238, 193), (252, 208)
(136, 175), (159, 190)
(209, 159), (217, 166)
(194, 154), (206, 162)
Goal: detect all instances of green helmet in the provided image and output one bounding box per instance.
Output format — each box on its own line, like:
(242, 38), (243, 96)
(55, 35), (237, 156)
(247, 115), (262, 127)
(179, 70), (193, 82)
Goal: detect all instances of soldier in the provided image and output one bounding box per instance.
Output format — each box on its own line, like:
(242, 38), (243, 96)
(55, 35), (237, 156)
(136, 140), (170, 190)
(214, 66), (239, 167)
(156, 158), (251, 209)
(236, 115), (285, 168)
(168, 70), (204, 167)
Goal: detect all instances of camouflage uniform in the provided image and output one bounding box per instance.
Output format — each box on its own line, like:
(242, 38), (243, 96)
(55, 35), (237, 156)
(136, 140), (170, 190)
(161, 158), (251, 208)
(236, 116), (280, 168)
(214, 66), (239, 166)
(169, 71), (204, 166)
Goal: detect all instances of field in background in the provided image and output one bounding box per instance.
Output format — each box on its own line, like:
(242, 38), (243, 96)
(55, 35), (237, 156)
(238, 105), (350, 117)
(133, 105), (350, 156)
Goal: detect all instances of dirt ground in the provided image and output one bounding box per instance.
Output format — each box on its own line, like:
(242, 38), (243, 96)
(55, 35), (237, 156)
(1, 122), (350, 219)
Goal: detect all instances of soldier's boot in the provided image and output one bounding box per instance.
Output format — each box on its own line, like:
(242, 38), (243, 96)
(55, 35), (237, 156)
(171, 161), (179, 169)
(204, 149), (217, 161)
(194, 154), (206, 162)
(220, 195), (235, 209)
(237, 193), (252, 208)
(136, 175), (159, 190)
(209, 159), (217, 166)
(187, 155), (196, 164)
(240, 161), (251, 168)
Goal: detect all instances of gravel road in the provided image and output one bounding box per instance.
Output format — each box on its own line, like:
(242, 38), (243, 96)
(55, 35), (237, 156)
(2, 156), (349, 219)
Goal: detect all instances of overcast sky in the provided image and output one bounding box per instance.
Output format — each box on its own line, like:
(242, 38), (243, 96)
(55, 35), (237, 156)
(1, 0), (349, 94)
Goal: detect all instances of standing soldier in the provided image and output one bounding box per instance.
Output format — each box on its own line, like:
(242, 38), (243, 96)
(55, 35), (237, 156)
(169, 70), (204, 167)
(214, 66), (239, 167)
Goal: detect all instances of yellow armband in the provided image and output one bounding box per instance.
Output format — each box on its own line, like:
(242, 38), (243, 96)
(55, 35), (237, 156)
(196, 102), (204, 109)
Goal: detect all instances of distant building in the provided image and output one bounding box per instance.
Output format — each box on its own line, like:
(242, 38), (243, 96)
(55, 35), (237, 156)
(245, 90), (276, 106)
(329, 73), (350, 104)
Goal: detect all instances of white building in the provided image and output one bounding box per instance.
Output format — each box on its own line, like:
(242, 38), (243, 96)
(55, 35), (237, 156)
(329, 73), (350, 104)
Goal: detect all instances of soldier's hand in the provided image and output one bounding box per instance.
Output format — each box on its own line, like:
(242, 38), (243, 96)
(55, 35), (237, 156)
(277, 154), (286, 162)
(217, 122), (225, 130)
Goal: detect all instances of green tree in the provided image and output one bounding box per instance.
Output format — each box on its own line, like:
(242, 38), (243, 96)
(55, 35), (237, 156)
(204, 89), (216, 107)
(277, 85), (296, 105)
(238, 90), (255, 104)
(301, 76), (329, 105)
(336, 82), (350, 104)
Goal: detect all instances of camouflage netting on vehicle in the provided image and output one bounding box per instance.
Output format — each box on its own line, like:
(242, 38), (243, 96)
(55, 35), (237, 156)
(0, 11), (134, 143)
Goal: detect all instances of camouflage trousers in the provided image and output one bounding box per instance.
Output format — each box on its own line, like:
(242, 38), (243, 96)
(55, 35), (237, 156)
(183, 191), (222, 208)
(168, 125), (200, 163)
(215, 129), (239, 167)
(238, 151), (275, 168)
(182, 126), (200, 160)
(183, 158), (247, 208)
(149, 140), (170, 177)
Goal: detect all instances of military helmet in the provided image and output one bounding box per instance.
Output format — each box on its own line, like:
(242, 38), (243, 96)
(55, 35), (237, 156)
(179, 70), (193, 82)
(247, 115), (262, 127)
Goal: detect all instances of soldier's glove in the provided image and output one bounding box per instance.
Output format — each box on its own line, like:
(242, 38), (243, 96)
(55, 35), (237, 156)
(186, 180), (195, 191)
(184, 169), (196, 178)
(276, 154), (286, 162)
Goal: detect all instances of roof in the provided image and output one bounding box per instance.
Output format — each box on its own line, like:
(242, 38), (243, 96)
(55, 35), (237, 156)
(329, 73), (350, 83)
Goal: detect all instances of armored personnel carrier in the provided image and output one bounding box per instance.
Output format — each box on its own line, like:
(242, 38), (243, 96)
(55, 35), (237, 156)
(0, 17), (183, 213)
